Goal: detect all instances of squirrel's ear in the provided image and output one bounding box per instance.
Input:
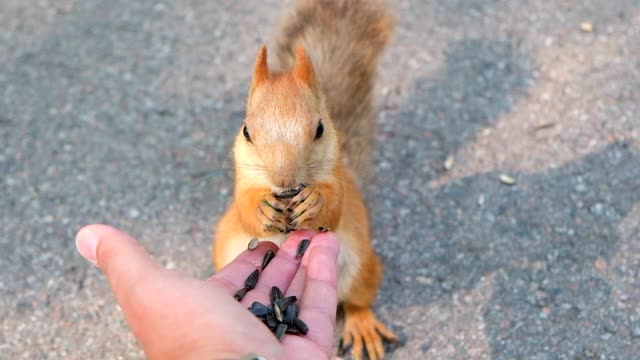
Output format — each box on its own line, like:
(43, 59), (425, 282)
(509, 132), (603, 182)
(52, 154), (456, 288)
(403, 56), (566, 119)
(292, 44), (316, 89)
(250, 45), (270, 93)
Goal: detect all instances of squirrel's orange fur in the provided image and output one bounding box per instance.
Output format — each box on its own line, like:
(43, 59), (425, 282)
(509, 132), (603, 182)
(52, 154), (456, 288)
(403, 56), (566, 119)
(212, 1), (395, 359)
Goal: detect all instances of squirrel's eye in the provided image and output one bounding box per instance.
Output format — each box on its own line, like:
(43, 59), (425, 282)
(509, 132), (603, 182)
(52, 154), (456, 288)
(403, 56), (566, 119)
(243, 124), (252, 143)
(314, 120), (324, 140)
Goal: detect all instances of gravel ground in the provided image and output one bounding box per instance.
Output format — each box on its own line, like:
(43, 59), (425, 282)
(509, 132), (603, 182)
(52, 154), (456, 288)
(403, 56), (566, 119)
(1, 0), (639, 359)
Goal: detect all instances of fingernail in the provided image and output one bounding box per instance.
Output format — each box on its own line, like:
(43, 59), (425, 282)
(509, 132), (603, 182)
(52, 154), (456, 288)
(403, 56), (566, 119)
(76, 229), (99, 266)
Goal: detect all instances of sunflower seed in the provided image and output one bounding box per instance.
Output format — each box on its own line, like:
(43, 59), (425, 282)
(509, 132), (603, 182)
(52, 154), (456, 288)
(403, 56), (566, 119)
(293, 318), (308, 335)
(248, 302), (269, 318)
(266, 313), (277, 330)
(270, 286), (283, 303)
(247, 237), (259, 250)
(245, 269), (260, 290)
(274, 188), (300, 199)
(274, 302), (284, 322)
(275, 296), (297, 310)
(499, 174), (516, 185)
(262, 250), (275, 269)
(233, 287), (248, 301)
(275, 323), (288, 341)
(284, 303), (299, 325)
(296, 239), (310, 258)
(318, 227), (330, 232)
(286, 326), (302, 335)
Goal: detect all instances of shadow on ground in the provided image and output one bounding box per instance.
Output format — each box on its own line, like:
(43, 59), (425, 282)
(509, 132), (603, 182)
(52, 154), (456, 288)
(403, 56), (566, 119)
(368, 35), (640, 360)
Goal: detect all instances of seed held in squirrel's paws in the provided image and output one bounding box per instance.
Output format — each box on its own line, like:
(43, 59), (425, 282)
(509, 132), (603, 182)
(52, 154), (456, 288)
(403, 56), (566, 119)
(274, 188), (300, 200)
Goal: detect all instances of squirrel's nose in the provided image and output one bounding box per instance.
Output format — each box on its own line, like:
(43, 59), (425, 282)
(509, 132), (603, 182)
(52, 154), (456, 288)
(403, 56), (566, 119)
(266, 145), (298, 188)
(270, 174), (296, 189)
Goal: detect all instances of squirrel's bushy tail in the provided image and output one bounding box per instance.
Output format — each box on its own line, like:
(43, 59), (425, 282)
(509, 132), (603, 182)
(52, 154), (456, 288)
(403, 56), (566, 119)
(272, 0), (395, 182)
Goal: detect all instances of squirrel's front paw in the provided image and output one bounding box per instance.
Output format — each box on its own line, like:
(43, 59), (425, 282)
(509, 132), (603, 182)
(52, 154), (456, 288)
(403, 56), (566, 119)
(287, 186), (324, 229)
(257, 194), (290, 233)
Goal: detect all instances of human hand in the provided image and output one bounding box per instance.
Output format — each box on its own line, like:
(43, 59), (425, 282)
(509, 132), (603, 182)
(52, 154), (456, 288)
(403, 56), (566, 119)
(75, 224), (340, 360)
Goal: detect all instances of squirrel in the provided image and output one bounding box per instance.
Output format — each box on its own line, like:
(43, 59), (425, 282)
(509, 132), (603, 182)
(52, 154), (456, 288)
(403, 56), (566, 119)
(212, 0), (396, 359)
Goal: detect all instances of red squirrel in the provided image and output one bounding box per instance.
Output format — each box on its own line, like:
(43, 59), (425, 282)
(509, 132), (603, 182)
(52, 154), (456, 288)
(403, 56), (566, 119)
(212, 1), (396, 358)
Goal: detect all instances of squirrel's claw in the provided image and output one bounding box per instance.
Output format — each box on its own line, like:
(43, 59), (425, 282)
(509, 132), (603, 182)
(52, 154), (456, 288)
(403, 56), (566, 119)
(287, 186), (323, 229)
(341, 307), (398, 360)
(257, 194), (290, 234)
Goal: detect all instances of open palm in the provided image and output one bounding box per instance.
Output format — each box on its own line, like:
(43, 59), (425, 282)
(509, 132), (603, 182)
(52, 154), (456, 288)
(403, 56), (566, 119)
(75, 225), (339, 360)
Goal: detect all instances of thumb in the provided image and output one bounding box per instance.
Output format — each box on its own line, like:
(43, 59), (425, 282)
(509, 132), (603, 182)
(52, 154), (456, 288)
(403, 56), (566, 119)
(75, 224), (165, 305)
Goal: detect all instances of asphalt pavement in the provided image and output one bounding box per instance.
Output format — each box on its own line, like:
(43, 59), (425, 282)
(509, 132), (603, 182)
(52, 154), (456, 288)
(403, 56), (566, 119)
(1, 0), (639, 359)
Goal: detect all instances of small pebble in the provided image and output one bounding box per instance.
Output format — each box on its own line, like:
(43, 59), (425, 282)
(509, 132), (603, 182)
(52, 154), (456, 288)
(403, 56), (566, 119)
(594, 257), (608, 273)
(248, 237), (259, 250)
(499, 174), (516, 185)
(590, 203), (604, 215)
(575, 182), (588, 193)
(580, 22), (594, 32)
(540, 307), (552, 316)
(443, 155), (455, 171)
(128, 208), (141, 219)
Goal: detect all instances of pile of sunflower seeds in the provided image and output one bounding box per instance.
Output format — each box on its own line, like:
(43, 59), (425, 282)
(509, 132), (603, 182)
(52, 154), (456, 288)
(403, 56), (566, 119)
(233, 239), (311, 341)
(248, 286), (309, 340)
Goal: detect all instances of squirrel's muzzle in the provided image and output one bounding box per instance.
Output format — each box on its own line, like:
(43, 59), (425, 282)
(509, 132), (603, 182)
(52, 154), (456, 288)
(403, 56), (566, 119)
(265, 145), (300, 188)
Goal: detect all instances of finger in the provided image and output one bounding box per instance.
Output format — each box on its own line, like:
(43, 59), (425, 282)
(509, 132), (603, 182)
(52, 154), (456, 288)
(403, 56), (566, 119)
(285, 231), (340, 299)
(351, 333), (364, 360)
(363, 330), (381, 360)
(208, 240), (279, 295)
(373, 329), (385, 359)
(77, 225), (287, 360)
(296, 232), (340, 356)
(283, 264), (306, 299)
(75, 224), (166, 309)
(241, 230), (315, 306)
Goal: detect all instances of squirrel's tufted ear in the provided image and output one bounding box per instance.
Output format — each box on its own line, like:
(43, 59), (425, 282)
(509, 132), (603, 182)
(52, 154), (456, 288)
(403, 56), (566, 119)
(250, 45), (270, 95)
(292, 43), (316, 89)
